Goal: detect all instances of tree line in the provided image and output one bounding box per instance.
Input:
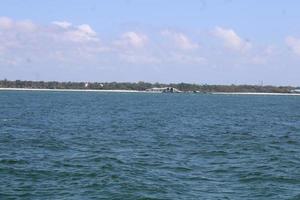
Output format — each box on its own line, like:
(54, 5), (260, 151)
(0, 79), (297, 93)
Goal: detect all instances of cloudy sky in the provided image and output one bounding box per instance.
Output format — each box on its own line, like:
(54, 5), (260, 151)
(0, 0), (300, 85)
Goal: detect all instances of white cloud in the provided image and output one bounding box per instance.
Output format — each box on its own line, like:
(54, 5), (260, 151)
(15, 20), (37, 32)
(113, 32), (153, 64)
(0, 17), (14, 29)
(248, 45), (276, 65)
(0, 17), (279, 73)
(50, 23), (99, 43)
(115, 31), (148, 48)
(0, 17), (36, 32)
(77, 24), (96, 36)
(64, 24), (98, 43)
(264, 45), (276, 56)
(286, 36), (300, 56)
(0, 17), (104, 67)
(213, 26), (251, 52)
(161, 30), (199, 50)
(114, 31), (204, 64)
(52, 21), (72, 29)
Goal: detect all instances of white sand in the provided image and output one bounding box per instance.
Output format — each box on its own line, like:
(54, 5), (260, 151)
(211, 92), (300, 96)
(0, 88), (300, 96)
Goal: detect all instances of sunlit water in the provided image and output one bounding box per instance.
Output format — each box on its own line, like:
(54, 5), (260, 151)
(1, 91), (300, 199)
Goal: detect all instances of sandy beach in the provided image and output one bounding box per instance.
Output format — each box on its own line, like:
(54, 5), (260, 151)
(211, 92), (300, 96)
(1, 88), (300, 96)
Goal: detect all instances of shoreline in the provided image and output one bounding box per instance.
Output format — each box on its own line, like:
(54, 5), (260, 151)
(0, 88), (300, 96)
(211, 92), (300, 96)
(0, 88), (141, 93)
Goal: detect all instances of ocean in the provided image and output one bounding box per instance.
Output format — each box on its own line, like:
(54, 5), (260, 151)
(1, 91), (300, 199)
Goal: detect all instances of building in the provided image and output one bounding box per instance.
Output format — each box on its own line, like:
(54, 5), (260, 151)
(291, 89), (300, 93)
(146, 87), (181, 93)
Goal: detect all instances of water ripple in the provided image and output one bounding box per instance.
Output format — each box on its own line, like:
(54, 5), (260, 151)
(0, 92), (300, 199)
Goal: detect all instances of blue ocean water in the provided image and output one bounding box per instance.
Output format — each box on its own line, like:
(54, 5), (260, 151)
(0, 91), (300, 199)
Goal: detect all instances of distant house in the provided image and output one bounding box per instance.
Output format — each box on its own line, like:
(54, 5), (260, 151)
(146, 87), (181, 93)
(291, 89), (300, 93)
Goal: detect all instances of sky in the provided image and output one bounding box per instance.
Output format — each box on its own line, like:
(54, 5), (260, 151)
(0, 0), (300, 86)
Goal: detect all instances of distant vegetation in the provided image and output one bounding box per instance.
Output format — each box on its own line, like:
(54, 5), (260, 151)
(0, 79), (297, 93)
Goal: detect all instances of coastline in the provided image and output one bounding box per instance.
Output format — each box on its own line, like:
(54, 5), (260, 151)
(211, 92), (300, 96)
(0, 88), (141, 93)
(0, 87), (300, 95)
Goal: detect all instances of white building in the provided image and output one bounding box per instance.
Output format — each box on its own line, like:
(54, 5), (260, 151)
(146, 87), (181, 93)
(291, 89), (300, 93)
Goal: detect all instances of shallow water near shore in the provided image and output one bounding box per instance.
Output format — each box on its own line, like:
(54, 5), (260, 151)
(1, 91), (300, 199)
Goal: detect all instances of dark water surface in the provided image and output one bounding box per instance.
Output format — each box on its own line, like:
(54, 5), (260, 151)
(1, 91), (300, 199)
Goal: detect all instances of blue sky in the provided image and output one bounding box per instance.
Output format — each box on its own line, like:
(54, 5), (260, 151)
(1, 0), (300, 85)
